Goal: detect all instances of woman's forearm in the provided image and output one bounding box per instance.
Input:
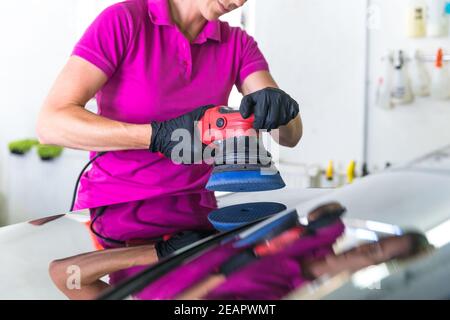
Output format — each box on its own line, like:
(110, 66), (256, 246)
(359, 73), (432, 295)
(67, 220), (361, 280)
(37, 105), (151, 151)
(176, 274), (227, 300)
(55, 245), (157, 284)
(37, 56), (152, 152)
(273, 115), (303, 148)
(49, 245), (158, 299)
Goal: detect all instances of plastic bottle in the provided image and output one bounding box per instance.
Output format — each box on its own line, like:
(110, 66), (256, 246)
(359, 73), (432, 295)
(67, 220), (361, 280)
(407, 0), (427, 37)
(410, 50), (431, 96)
(376, 53), (394, 109)
(326, 160), (334, 181)
(426, 0), (448, 37)
(346, 161), (356, 184)
(390, 51), (414, 105)
(321, 160), (336, 188)
(430, 48), (450, 100)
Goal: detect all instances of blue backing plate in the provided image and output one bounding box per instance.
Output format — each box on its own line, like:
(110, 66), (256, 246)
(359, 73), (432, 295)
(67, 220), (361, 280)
(208, 202), (287, 232)
(206, 170), (286, 192)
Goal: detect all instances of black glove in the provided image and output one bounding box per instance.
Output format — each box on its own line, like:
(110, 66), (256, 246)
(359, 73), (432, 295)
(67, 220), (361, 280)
(306, 202), (346, 232)
(240, 87), (299, 131)
(155, 230), (217, 259)
(150, 105), (214, 164)
(218, 249), (257, 277)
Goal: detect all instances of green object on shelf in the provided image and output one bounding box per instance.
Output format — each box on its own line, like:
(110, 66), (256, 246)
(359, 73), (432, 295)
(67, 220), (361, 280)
(8, 139), (39, 155)
(36, 144), (64, 161)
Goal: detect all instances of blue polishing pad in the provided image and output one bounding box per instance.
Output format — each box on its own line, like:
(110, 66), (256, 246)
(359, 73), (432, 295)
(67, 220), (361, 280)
(208, 202), (287, 232)
(206, 170), (286, 192)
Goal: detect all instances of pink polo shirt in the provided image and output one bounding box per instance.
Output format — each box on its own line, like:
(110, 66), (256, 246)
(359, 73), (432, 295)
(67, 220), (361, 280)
(72, 0), (269, 210)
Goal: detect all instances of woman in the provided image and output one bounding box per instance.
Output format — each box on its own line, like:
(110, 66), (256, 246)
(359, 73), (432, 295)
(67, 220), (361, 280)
(48, 202), (339, 300)
(48, 191), (220, 300)
(37, 0), (303, 211)
(49, 203), (432, 300)
(201, 231), (431, 300)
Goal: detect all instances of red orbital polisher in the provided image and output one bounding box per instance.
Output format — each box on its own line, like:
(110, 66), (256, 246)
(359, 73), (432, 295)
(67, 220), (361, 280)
(198, 106), (286, 192)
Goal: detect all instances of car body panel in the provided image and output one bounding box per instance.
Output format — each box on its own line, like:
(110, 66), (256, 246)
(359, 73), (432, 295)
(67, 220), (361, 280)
(0, 145), (449, 299)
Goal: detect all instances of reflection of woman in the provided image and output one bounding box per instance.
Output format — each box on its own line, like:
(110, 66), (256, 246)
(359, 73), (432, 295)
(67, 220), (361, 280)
(50, 221), (430, 300)
(88, 191), (217, 249)
(199, 231), (431, 300)
(50, 244), (157, 300)
(49, 201), (334, 300)
(140, 208), (430, 300)
(49, 229), (217, 300)
(142, 203), (346, 300)
(49, 191), (217, 300)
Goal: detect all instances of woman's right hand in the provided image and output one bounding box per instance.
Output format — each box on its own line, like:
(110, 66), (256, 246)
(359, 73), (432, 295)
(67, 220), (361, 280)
(150, 105), (215, 164)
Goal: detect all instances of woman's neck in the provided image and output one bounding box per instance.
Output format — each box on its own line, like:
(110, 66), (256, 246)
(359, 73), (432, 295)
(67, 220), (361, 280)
(168, 0), (207, 41)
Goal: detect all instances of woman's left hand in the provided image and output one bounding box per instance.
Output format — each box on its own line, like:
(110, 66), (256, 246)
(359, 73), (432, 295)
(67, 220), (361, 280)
(239, 87), (299, 131)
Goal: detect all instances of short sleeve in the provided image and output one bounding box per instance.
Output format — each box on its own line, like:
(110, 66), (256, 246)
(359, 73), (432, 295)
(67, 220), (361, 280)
(72, 3), (133, 78)
(236, 31), (270, 91)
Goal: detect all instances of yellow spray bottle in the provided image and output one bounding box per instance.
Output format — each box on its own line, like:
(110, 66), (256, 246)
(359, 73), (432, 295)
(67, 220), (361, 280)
(326, 160), (334, 181)
(347, 161), (356, 184)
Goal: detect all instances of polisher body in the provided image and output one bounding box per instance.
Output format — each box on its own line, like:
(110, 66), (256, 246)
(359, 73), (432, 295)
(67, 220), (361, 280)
(198, 106), (286, 192)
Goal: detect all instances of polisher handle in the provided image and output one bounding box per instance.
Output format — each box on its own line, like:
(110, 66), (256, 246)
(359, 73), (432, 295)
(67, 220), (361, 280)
(198, 106), (256, 145)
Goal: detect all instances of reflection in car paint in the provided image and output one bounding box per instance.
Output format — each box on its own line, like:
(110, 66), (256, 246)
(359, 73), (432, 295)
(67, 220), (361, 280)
(47, 199), (433, 300)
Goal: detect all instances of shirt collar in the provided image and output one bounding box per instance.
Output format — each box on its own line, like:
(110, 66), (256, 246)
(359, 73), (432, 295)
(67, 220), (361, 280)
(194, 20), (221, 44)
(147, 0), (222, 43)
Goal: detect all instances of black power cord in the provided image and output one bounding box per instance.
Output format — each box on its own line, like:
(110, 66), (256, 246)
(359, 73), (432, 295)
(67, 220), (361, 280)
(70, 151), (107, 212)
(89, 206), (127, 246)
(70, 151), (163, 246)
(69, 151), (127, 245)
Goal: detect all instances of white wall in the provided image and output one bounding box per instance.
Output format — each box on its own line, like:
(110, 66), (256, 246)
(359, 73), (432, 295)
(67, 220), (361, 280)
(0, 1), (116, 225)
(253, 0), (368, 171)
(367, 0), (450, 167)
(253, 0), (450, 173)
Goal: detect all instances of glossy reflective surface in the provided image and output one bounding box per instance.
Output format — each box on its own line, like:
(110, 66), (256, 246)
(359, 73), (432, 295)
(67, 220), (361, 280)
(1, 146), (449, 300)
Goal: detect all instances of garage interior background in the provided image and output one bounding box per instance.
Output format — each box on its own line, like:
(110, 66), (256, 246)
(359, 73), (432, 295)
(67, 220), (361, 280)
(0, 0), (449, 225)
